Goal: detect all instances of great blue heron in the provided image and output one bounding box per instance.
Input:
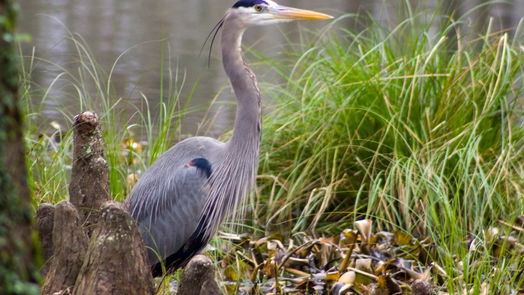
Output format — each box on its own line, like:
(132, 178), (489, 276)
(125, 0), (332, 276)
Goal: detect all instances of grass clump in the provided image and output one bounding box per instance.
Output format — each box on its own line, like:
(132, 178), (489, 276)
(255, 14), (524, 232)
(251, 13), (524, 292)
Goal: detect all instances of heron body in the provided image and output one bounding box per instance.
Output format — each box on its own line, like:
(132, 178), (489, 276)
(125, 0), (332, 276)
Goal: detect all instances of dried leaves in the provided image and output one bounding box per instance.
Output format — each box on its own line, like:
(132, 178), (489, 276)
(214, 219), (431, 294)
(213, 217), (524, 294)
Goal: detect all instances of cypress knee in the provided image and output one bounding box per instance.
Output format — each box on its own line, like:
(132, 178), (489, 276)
(72, 201), (154, 295)
(69, 111), (110, 235)
(42, 201), (88, 295)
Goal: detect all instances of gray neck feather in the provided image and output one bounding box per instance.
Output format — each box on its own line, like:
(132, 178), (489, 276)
(222, 17), (261, 147)
(201, 12), (261, 239)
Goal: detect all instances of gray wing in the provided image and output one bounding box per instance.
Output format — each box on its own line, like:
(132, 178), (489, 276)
(125, 136), (224, 265)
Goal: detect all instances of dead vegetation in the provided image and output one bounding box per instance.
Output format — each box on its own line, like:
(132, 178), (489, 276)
(213, 218), (524, 294)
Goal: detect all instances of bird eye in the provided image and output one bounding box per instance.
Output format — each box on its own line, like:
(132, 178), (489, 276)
(254, 4), (263, 12)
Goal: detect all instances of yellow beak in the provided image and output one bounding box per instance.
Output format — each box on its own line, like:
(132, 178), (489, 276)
(274, 6), (333, 20)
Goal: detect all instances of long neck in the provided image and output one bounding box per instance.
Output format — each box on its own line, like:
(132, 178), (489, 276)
(199, 14), (261, 240)
(221, 16), (262, 150)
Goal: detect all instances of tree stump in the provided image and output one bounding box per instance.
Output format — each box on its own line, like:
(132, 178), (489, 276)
(72, 201), (154, 295)
(69, 111), (110, 235)
(41, 201), (88, 295)
(178, 255), (221, 295)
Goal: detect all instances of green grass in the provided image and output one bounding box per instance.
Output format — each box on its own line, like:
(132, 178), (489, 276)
(249, 12), (524, 293)
(20, 32), (194, 203)
(20, 6), (524, 294)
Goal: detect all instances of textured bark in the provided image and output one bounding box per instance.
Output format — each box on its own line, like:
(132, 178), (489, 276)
(36, 203), (56, 275)
(41, 201), (88, 295)
(178, 255), (221, 295)
(72, 201), (154, 295)
(0, 1), (40, 293)
(69, 111), (110, 235)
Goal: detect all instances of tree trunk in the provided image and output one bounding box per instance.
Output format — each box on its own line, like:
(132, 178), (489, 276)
(0, 1), (40, 294)
(69, 111), (110, 235)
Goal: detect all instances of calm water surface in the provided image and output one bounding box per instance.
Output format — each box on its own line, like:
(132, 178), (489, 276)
(19, 0), (523, 136)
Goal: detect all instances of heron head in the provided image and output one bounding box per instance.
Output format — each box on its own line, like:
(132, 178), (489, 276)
(229, 0), (333, 26)
(201, 1), (332, 65)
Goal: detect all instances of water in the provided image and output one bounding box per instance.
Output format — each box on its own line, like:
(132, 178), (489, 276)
(19, 0), (523, 136)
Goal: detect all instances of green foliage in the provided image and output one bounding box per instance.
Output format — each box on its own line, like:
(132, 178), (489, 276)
(254, 13), (523, 231)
